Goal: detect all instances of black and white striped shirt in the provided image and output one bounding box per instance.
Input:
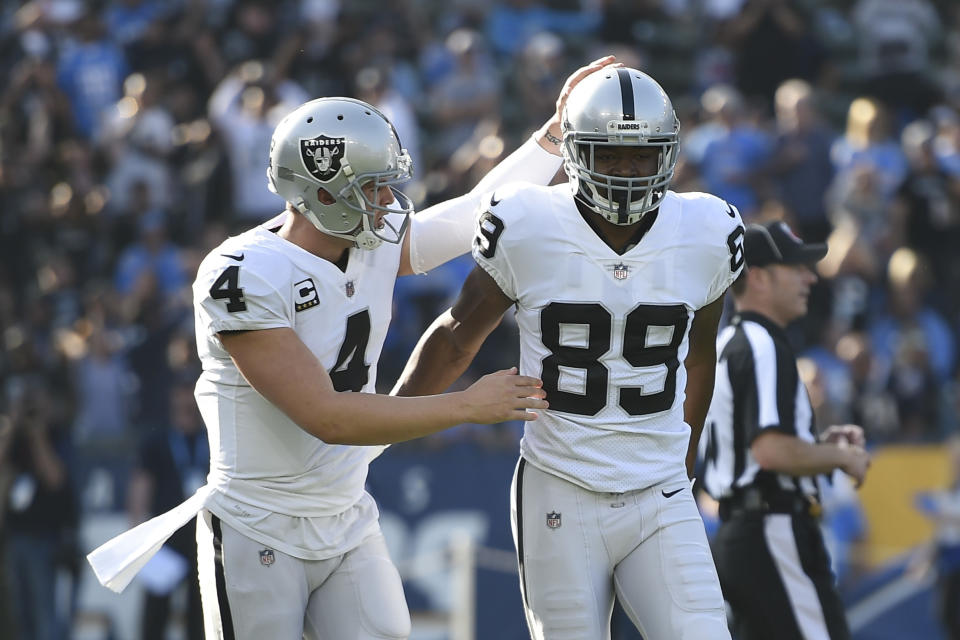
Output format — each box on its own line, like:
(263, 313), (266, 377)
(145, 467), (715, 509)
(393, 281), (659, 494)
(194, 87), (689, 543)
(701, 311), (820, 502)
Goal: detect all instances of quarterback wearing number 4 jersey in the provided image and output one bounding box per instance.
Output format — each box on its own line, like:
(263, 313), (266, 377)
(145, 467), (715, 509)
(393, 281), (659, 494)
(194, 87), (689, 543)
(395, 68), (744, 639)
(85, 52), (622, 640)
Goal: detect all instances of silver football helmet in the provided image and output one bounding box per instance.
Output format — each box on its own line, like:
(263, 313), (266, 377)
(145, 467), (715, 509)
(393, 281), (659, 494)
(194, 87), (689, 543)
(562, 68), (679, 225)
(267, 97), (414, 250)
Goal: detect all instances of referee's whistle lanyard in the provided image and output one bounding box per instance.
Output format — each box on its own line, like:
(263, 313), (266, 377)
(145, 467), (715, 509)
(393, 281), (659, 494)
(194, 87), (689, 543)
(168, 430), (209, 498)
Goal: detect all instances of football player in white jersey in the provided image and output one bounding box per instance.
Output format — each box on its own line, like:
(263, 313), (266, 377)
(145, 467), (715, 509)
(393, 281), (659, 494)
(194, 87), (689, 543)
(393, 69), (746, 639)
(86, 58), (620, 640)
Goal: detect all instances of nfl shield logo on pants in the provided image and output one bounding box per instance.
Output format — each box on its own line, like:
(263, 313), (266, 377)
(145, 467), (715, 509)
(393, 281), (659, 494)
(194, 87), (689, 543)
(546, 511), (561, 529)
(259, 549), (275, 566)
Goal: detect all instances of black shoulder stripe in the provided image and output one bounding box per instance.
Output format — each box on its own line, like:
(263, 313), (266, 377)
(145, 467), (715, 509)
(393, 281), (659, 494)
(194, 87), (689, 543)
(617, 69), (634, 121)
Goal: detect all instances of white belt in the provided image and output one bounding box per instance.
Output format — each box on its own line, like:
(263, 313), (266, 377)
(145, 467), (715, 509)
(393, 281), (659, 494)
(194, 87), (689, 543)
(87, 485), (213, 593)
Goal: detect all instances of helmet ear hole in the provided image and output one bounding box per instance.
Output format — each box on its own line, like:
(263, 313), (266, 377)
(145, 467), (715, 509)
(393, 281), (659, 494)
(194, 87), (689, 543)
(317, 188), (336, 205)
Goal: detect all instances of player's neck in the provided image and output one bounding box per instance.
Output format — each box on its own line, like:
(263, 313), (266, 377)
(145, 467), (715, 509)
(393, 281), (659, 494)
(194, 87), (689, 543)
(278, 209), (354, 265)
(575, 201), (658, 255)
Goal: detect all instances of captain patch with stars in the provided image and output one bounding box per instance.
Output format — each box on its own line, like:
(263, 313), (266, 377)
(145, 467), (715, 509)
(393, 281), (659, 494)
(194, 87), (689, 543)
(294, 278), (319, 311)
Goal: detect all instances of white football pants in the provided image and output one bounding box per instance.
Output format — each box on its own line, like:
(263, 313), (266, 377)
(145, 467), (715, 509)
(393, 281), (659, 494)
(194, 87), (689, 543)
(196, 510), (411, 640)
(511, 459), (730, 640)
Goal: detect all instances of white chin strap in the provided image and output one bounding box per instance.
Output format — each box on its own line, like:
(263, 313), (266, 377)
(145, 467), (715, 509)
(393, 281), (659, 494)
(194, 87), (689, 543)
(299, 205), (383, 250)
(353, 215), (384, 250)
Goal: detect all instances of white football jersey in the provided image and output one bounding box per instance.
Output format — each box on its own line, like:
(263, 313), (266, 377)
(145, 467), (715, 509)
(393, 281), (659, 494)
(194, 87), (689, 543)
(473, 184), (744, 492)
(193, 213), (401, 558)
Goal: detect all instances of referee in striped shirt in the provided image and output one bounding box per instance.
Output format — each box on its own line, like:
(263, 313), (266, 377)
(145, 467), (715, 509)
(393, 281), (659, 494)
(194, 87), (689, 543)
(701, 220), (871, 640)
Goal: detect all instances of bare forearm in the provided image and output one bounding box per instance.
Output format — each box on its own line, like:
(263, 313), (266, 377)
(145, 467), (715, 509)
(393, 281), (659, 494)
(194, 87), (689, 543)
(310, 390), (475, 445)
(683, 359), (716, 478)
(755, 438), (848, 477)
(224, 328), (474, 446)
(392, 312), (479, 397)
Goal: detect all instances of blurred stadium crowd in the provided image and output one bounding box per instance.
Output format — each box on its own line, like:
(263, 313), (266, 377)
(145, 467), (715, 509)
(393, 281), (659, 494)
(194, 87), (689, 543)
(2, 0), (960, 638)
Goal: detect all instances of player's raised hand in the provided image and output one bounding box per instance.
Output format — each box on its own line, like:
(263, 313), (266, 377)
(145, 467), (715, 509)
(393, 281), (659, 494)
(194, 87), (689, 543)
(536, 55), (622, 154)
(462, 367), (548, 423)
(555, 55), (622, 122)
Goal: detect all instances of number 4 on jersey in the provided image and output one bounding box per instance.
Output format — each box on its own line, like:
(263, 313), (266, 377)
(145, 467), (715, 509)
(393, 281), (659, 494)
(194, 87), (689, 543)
(330, 310), (371, 392)
(210, 265), (247, 312)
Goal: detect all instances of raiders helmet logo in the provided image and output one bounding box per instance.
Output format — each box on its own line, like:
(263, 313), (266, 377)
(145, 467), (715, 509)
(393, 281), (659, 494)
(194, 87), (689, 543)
(300, 135), (345, 182)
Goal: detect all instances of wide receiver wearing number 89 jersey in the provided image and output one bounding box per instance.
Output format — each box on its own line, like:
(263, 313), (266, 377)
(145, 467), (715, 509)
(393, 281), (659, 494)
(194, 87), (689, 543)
(394, 68), (744, 639)
(474, 184), (744, 493)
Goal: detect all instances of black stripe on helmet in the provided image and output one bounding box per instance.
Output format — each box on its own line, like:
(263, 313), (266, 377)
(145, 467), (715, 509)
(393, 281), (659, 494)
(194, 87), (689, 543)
(617, 69), (635, 121)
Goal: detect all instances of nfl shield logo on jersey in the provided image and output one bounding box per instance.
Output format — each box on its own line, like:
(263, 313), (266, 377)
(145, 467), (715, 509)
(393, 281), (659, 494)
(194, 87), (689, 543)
(546, 511), (562, 529)
(612, 263), (629, 280)
(259, 549), (275, 566)
(345, 281), (355, 297)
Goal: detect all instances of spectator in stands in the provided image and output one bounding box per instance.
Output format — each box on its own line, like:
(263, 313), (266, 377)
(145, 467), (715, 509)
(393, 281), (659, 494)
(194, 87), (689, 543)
(113, 208), (187, 299)
(103, 71), (175, 215)
(718, 0), (824, 109)
(696, 83), (774, 218)
(831, 97), (909, 202)
(70, 324), (134, 455)
(932, 106), (960, 178)
(426, 28), (501, 159)
(207, 60), (308, 225)
(56, 11), (129, 141)
(893, 119), (960, 317)
(1, 375), (78, 640)
(869, 249), (955, 439)
(769, 78), (837, 242)
(851, 0), (942, 124)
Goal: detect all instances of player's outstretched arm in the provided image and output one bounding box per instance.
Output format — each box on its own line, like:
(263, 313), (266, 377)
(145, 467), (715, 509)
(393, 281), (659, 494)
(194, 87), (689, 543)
(392, 265), (515, 398)
(400, 55), (621, 276)
(683, 295), (725, 478)
(219, 328), (545, 445)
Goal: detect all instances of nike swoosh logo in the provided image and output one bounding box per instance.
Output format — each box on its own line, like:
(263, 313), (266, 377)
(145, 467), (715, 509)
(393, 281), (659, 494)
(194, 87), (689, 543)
(725, 203), (736, 218)
(221, 253), (245, 261)
(662, 488), (683, 499)
(490, 193), (501, 207)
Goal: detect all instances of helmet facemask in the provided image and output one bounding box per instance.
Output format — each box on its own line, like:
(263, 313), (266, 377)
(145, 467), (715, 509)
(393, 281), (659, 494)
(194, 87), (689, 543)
(309, 152), (414, 250)
(560, 67), (680, 226)
(564, 129), (678, 226)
